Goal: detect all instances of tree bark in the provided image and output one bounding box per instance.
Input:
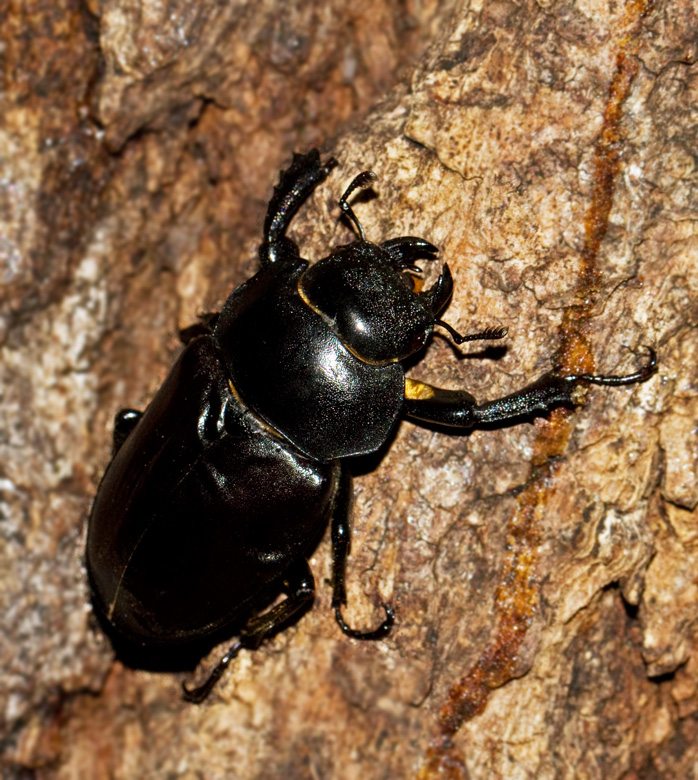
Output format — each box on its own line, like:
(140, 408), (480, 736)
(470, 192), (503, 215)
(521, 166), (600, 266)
(2, 1), (697, 778)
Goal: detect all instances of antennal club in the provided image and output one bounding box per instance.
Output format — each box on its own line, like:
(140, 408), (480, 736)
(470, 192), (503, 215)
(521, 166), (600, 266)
(436, 319), (509, 345)
(339, 170), (377, 242)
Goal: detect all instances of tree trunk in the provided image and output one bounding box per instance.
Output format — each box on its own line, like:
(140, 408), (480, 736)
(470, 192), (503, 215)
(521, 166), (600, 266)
(2, 1), (697, 778)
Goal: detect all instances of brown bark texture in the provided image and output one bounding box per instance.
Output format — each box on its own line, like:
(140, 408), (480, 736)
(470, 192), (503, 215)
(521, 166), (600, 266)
(1, 0), (697, 778)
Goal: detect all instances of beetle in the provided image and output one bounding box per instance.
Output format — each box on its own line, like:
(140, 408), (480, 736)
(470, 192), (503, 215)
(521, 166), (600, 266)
(86, 149), (656, 703)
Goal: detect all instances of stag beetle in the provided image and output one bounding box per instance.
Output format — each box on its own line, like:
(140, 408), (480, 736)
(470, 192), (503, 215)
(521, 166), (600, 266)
(86, 149), (656, 702)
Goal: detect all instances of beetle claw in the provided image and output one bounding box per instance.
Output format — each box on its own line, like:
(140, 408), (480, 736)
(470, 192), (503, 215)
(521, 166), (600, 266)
(181, 639), (243, 704)
(334, 603), (395, 641)
(181, 677), (218, 705)
(563, 345), (658, 386)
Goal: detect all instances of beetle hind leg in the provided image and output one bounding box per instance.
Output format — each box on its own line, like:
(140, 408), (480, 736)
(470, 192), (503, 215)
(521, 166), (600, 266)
(331, 466), (395, 641)
(181, 639), (244, 704)
(182, 560), (315, 703)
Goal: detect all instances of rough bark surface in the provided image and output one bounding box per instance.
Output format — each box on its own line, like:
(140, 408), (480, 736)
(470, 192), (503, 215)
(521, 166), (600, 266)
(2, 1), (697, 778)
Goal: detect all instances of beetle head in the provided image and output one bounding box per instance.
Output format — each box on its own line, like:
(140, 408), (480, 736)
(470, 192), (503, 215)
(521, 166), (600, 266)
(299, 243), (453, 364)
(298, 170), (454, 365)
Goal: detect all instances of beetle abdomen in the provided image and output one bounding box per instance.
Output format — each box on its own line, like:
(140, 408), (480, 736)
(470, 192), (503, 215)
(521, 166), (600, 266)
(87, 337), (336, 648)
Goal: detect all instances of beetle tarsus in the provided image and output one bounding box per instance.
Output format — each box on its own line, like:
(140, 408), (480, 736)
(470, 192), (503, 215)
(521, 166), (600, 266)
(562, 345), (657, 386)
(182, 640), (243, 704)
(334, 602), (395, 641)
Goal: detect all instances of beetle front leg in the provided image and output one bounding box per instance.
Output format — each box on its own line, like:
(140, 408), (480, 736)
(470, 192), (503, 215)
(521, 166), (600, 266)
(260, 150), (338, 266)
(404, 347), (657, 429)
(182, 559), (316, 703)
(331, 466), (395, 640)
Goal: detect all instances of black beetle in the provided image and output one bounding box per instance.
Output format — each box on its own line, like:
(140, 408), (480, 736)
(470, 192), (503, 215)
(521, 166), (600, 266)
(87, 149), (656, 702)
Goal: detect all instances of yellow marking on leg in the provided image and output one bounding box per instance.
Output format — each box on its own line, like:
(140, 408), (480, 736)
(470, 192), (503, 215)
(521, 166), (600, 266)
(404, 378), (435, 400)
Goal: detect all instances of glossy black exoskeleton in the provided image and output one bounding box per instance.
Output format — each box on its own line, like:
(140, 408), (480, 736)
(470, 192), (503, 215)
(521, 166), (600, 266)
(87, 150), (656, 703)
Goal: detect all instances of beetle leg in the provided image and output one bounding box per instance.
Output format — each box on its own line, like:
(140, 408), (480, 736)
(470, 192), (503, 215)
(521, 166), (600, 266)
(181, 639), (243, 704)
(178, 311), (220, 344)
(331, 466), (395, 640)
(112, 409), (142, 453)
(403, 347), (656, 429)
(260, 149), (338, 266)
(182, 559), (315, 703)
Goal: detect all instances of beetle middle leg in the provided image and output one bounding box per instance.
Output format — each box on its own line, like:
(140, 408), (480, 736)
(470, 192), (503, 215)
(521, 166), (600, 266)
(403, 347), (657, 429)
(112, 409), (142, 453)
(182, 559), (316, 703)
(178, 312), (220, 344)
(330, 466), (395, 640)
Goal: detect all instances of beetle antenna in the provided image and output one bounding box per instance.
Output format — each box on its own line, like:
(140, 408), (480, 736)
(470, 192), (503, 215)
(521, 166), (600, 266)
(436, 319), (509, 345)
(339, 170), (377, 242)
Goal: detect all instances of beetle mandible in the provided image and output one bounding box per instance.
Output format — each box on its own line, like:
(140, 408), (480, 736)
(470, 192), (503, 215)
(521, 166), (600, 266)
(86, 149), (656, 702)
